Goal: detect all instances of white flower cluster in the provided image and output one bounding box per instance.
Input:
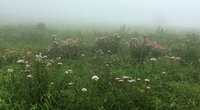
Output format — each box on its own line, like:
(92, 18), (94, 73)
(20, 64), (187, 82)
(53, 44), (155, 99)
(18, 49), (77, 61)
(8, 69), (14, 73)
(150, 58), (156, 62)
(91, 75), (99, 81)
(35, 53), (47, 61)
(27, 74), (33, 78)
(17, 59), (24, 64)
(81, 88), (87, 92)
(65, 69), (73, 74)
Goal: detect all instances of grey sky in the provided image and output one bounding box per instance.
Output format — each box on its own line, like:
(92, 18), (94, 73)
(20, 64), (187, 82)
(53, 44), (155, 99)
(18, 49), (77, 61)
(0, 0), (200, 28)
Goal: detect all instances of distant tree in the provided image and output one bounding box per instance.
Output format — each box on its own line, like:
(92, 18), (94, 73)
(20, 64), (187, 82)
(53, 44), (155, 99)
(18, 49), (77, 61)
(35, 22), (46, 30)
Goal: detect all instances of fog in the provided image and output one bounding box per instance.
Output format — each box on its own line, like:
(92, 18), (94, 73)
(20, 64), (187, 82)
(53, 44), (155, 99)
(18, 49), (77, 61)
(0, 0), (200, 28)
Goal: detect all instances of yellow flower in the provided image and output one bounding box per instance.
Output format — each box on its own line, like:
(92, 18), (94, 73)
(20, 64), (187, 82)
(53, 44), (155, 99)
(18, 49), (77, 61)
(0, 98), (3, 103)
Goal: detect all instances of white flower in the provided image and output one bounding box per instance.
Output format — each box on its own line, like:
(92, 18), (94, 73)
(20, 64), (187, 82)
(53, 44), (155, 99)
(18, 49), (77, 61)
(137, 78), (141, 81)
(65, 71), (69, 74)
(8, 69), (14, 73)
(65, 69), (73, 74)
(128, 80), (136, 83)
(150, 58), (156, 62)
(68, 69), (73, 73)
(115, 78), (120, 80)
(27, 74), (33, 78)
(108, 50), (111, 53)
(50, 82), (54, 85)
(26, 64), (30, 68)
(118, 80), (124, 82)
(81, 54), (85, 57)
(146, 86), (151, 90)
(17, 59), (24, 63)
(81, 88), (87, 92)
(162, 72), (166, 75)
(69, 82), (73, 85)
(42, 55), (47, 58)
(145, 79), (150, 83)
(116, 35), (120, 38)
(122, 76), (131, 80)
(58, 62), (63, 65)
(24, 70), (30, 72)
(91, 75), (99, 81)
(57, 57), (61, 60)
(171, 56), (175, 59)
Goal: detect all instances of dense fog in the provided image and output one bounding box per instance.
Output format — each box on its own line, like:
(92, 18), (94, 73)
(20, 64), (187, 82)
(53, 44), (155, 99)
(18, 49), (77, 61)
(0, 0), (200, 28)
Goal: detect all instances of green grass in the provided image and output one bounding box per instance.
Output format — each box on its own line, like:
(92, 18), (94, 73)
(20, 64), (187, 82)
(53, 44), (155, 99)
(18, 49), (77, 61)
(0, 24), (200, 110)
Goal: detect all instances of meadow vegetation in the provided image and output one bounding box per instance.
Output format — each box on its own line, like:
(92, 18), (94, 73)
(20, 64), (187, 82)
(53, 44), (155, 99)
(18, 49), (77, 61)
(0, 24), (200, 110)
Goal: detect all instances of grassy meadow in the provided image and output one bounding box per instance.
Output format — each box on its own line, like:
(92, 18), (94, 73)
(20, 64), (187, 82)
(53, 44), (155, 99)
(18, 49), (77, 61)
(0, 24), (200, 110)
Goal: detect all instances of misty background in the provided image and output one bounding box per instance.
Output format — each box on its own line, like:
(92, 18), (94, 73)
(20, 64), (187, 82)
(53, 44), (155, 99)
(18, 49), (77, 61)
(0, 0), (200, 28)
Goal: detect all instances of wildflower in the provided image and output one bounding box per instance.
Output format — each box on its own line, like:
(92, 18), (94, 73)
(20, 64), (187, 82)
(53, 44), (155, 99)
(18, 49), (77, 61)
(105, 64), (109, 67)
(91, 75), (99, 81)
(65, 69), (73, 74)
(170, 102), (175, 107)
(42, 55), (47, 58)
(144, 79), (150, 83)
(150, 58), (156, 62)
(25, 61), (29, 64)
(58, 62), (63, 65)
(47, 62), (52, 67)
(17, 59), (24, 64)
(115, 78), (120, 80)
(116, 35), (120, 38)
(36, 54), (42, 61)
(69, 82), (73, 85)
(65, 71), (69, 74)
(56, 57), (61, 60)
(118, 80), (124, 82)
(26, 64), (30, 68)
(81, 88), (87, 92)
(171, 56), (175, 59)
(27, 74), (33, 78)
(146, 86), (151, 91)
(0, 98), (2, 103)
(81, 54), (85, 57)
(108, 50), (111, 53)
(128, 79), (136, 83)
(137, 78), (141, 81)
(50, 82), (54, 85)
(8, 69), (14, 73)
(27, 51), (32, 56)
(68, 69), (73, 73)
(175, 57), (180, 60)
(162, 72), (166, 75)
(122, 76), (131, 80)
(131, 38), (138, 42)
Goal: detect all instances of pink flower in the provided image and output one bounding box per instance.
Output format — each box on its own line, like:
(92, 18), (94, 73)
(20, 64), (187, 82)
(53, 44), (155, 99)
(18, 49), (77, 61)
(27, 51), (32, 56)
(47, 62), (52, 67)
(175, 57), (180, 60)
(25, 61), (29, 64)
